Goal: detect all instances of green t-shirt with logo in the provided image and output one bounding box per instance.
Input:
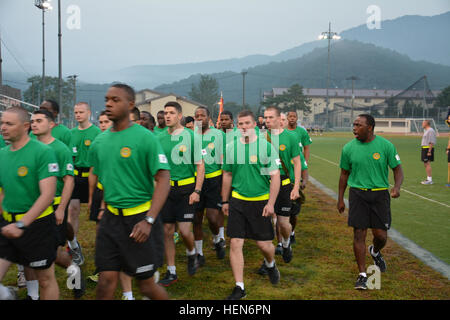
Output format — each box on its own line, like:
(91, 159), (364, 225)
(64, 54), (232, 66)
(266, 130), (301, 178)
(70, 124), (101, 168)
(288, 126), (312, 152)
(158, 128), (201, 181)
(223, 136), (281, 198)
(196, 128), (226, 174)
(153, 126), (168, 136)
(0, 139), (59, 213)
(340, 135), (401, 189)
(49, 139), (74, 197)
(88, 124), (170, 208)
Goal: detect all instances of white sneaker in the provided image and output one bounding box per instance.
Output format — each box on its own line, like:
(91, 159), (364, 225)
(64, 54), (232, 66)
(421, 180), (433, 185)
(17, 271), (26, 288)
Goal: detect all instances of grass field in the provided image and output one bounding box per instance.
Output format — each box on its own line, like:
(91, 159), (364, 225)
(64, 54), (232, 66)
(2, 181), (449, 300)
(308, 132), (450, 265)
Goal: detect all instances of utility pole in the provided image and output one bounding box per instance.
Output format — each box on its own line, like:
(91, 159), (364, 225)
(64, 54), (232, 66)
(0, 30), (3, 94)
(423, 75), (427, 119)
(58, 0), (62, 123)
(242, 71), (247, 110)
(346, 76), (359, 123)
(68, 74), (77, 127)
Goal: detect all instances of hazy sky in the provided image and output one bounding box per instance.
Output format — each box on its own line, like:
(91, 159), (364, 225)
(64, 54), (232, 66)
(1, 0), (449, 78)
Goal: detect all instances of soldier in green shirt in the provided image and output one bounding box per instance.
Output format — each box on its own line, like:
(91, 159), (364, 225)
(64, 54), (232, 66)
(338, 114), (404, 290)
(68, 102), (101, 265)
(262, 106), (308, 266)
(89, 83), (171, 300)
(0, 106), (60, 300)
(153, 110), (167, 135)
(31, 109), (85, 299)
(0, 135), (6, 149)
(221, 110), (281, 300)
(193, 107), (226, 266)
(157, 101), (205, 286)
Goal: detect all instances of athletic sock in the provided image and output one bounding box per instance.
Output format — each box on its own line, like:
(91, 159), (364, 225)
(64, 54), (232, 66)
(264, 258), (275, 268)
(219, 227), (225, 240)
(427, 176), (432, 181)
(68, 237), (79, 250)
(282, 237), (290, 248)
(194, 240), (203, 256)
(0, 284), (14, 300)
(236, 282), (244, 290)
(186, 248), (196, 256)
(122, 291), (134, 300)
(18, 264), (24, 272)
(213, 234), (220, 244)
(359, 272), (367, 278)
(26, 280), (39, 300)
(291, 231), (295, 236)
(167, 266), (176, 275)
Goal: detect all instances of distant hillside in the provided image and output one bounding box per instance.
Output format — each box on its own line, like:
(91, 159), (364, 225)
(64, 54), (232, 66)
(154, 40), (450, 106)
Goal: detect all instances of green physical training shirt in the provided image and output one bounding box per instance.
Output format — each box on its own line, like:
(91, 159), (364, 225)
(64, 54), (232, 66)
(88, 124), (170, 208)
(0, 136), (6, 149)
(223, 136), (281, 198)
(30, 124), (72, 148)
(158, 128), (201, 181)
(153, 126), (168, 135)
(0, 139), (59, 213)
(340, 135), (401, 189)
(48, 139), (74, 197)
(266, 129), (301, 178)
(196, 128), (226, 174)
(70, 124), (101, 168)
(288, 126), (312, 152)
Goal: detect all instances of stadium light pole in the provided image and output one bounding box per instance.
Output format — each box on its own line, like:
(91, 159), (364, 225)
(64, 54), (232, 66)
(35, 0), (53, 102)
(346, 76), (360, 122)
(318, 22), (341, 129)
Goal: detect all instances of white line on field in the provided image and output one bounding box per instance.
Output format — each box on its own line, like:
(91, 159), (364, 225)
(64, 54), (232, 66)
(310, 153), (450, 209)
(308, 175), (450, 280)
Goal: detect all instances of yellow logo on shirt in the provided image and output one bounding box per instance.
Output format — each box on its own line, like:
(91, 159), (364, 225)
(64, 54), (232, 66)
(373, 153), (381, 160)
(250, 155), (258, 163)
(120, 147), (132, 158)
(84, 140), (91, 146)
(18, 166), (28, 177)
(179, 145), (187, 152)
(280, 144), (286, 151)
(208, 143), (215, 150)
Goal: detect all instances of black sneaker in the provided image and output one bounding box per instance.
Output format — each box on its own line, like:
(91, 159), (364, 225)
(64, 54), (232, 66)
(158, 271), (178, 287)
(73, 268), (86, 299)
(282, 244), (293, 263)
(257, 261), (268, 275)
(197, 254), (206, 267)
(215, 239), (226, 260)
(290, 233), (296, 245)
(226, 286), (246, 300)
(187, 254), (199, 275)
(369, 245), (387, 272)
(275, 244), (283, 255)
(354, 274), (368, 290)
(267, 263), (280, 285)
(69, 241), (84, 266)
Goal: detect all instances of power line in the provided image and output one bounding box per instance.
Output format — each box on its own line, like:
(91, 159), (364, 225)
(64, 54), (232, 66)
(0, 38), (32, 77)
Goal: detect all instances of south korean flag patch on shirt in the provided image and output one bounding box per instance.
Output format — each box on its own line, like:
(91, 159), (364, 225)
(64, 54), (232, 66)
(67, 163), (74, 171)
(159, 154), (168, 164)
(201, 149), (208, 156)
(48, 163), (60, 173)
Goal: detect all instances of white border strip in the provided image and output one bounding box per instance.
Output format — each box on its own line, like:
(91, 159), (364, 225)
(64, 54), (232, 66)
(309, 175), (450, 280)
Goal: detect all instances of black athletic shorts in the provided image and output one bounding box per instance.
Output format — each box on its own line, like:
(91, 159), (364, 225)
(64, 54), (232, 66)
(53, 203), (68, 247)
(348, 187), (391, 231)
(275, 179), (293, 217)
(95, 208), (164, 280)
(89, 186), (104, 222)
(290, 201), (302, 217)
(421, 148), (434, 162)
(227, 197), (274, 241)
(160, 183), (196, 223)
(71, 167), (90, 203)
(447, 150), (450, 163)
(195, 175), (222, 212)
(0, 214), (58, 269)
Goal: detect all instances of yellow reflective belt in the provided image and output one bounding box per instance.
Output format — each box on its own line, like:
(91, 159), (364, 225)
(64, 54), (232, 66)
(97, 182), (103, 190)
(231, 191), (269, 201)
(282, 178), (291, 186)
(74, 169), (90, 178)
(2, 205), (54, 223)
(421, 146), (431, 149)
(170, 177), (195, 187)
(358, 188), (388, 191)
(205, 169), (223, 179)
(107, 201), (152, 217)
(53, 196), (62, 205)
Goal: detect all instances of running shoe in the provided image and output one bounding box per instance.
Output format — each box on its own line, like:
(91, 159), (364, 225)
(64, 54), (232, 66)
(226, 286), (246, 300)
(282, 244), (293, 263)
(69, 241), (85, 266)
(158, 271), (178, 287)
(17, 271), (26, 288)
(354, 274), (368, 290)
(421, 180), (433, 185)
(197, 254), (206, 267)
(369, 245), (387, 272)
(290, 233), (296, 245)
(267, 263), (280, 285)
(215, 239), (226, 260)
(187, 254), (199, 275)
(257, 261), (268, 275)
(275, 244), (283, 255)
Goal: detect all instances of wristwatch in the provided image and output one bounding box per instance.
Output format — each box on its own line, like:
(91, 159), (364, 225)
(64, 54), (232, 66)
(194, 189), (202, 195)
(15, 221), (26, 230)
(144, 216), (155, 225)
